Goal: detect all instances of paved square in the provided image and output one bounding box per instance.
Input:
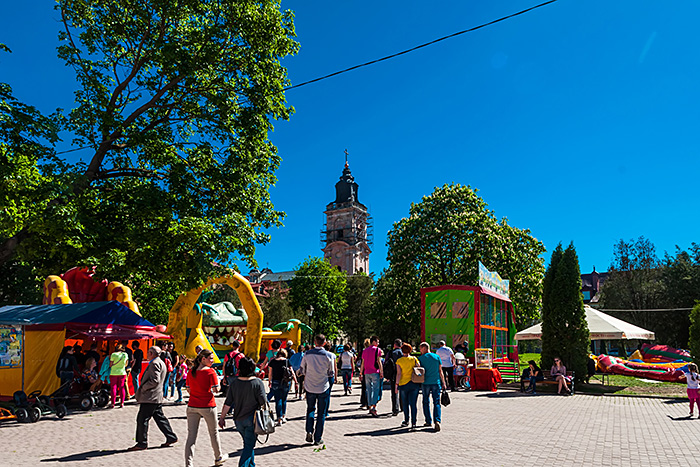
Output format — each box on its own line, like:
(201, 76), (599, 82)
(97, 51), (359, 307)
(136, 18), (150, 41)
(4, 386), (698, 466)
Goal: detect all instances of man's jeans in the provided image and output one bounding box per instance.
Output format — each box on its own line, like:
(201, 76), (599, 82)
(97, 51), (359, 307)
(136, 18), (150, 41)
(235, 415), (257, 467)
(422, 383), (442, 424)
(364, 372), (381, 407)
(305, 391), (330, 443)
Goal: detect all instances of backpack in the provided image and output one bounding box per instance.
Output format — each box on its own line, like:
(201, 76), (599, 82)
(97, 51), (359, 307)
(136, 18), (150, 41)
(225, 351), (243, 377)
(383, 356), (396, 380)
(281, 360), (294, 385)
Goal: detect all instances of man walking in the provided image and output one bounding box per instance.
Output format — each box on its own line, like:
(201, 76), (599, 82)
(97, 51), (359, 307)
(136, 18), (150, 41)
(128, 346), (178, 451)
(418, 342), (447, 432)
(435, 340), (456, 391)
(360, 336), (383, 417)
(300, 334), (335, 446)
(388, 339), (403, 416)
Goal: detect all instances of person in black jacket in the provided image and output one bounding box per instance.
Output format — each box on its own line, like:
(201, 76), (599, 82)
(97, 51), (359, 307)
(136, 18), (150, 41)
(388, 339), (403, 416)
(219, 357), (267, 467)
(56, 346), (79, 395)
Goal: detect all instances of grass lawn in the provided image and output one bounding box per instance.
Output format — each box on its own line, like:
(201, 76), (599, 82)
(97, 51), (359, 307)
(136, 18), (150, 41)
(511, 352), (686, 397)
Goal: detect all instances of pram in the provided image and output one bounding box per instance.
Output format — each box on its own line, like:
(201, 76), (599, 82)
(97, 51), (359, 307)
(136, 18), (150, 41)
(52, 371), (110, 411)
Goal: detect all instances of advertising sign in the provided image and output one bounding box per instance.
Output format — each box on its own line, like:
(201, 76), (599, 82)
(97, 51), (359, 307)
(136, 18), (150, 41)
(0, 325), (22, 367)
(478, 261), (509, 299)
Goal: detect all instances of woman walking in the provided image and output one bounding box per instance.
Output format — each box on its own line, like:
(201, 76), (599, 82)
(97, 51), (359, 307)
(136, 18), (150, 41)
(109, 343), (129, 408)
(339, 344), (355, 395)
(219, 356), (267, 467)
(267, 348), (296, 425)
(185, 349), (227, 467)
(395, 343), (420, 430)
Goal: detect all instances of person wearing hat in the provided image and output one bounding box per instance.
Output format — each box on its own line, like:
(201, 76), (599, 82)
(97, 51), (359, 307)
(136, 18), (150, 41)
(434, 341), (456, 391)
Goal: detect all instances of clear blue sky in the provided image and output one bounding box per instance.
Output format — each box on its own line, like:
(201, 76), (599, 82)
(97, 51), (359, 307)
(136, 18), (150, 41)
(2, 1), (699, 277)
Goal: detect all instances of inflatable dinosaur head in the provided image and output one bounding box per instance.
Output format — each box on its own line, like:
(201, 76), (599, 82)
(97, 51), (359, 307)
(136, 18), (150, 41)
(201, 302), (248, 346)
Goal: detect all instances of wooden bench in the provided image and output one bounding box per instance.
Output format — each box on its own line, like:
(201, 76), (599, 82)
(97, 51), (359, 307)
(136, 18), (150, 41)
(521, 370), (575, 394)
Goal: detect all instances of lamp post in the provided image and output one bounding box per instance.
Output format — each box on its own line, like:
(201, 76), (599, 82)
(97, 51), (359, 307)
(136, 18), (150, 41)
(307, 305), (314, 338)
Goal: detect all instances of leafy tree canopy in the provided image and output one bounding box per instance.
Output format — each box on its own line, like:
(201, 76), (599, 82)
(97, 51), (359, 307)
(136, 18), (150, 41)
(344, 272), (374, 347)
(289, 257), (347, 339)
(600, 237), (700, 348)
(373, 183), (545, 343)
(0, 1), (298, 323)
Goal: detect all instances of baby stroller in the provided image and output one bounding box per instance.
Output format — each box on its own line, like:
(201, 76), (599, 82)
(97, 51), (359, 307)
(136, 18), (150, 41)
(52, 371), (110, 411)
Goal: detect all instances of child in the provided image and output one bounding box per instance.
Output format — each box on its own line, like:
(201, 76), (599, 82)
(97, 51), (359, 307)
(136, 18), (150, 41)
(174, 354), (189, 404)
(681, 363), (700, 417)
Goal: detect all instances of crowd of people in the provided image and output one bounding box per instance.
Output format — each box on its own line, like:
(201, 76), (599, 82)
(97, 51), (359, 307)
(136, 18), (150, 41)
(55, 335), (458, 466)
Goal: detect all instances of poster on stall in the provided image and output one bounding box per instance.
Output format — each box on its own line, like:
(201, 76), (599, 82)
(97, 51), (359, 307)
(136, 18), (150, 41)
(0, 325), (22, 367)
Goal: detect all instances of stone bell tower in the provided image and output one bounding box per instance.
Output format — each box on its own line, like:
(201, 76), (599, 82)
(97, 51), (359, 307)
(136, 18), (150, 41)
(321, 152), (372, 274)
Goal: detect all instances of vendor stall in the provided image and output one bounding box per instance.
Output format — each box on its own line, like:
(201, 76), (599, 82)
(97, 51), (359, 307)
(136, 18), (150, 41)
(0, 302), (168, 397)
(421, 263), (518, 363)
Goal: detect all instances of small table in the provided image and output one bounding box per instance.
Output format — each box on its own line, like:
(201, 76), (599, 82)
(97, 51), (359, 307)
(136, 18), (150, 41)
(472, 368), (503, 391)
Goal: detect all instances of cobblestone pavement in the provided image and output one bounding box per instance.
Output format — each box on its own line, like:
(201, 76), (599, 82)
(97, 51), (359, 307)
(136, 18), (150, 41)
(4, 385), (700, 467)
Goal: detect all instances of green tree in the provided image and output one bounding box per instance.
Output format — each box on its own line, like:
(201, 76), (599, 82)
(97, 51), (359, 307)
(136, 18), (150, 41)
(344, 272), (374, 347)
(599, 238), (699, 348)
(289, 257), (347, 339)
(541, 243), (589, 382)
(0, 1), (298, 320)
(260, 285), (301, 329)
(688, 302), (700, 364)
(372, 184), (545, 341)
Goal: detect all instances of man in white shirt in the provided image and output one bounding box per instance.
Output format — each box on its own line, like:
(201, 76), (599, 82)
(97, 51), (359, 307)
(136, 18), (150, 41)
(435, 340), (456, 391)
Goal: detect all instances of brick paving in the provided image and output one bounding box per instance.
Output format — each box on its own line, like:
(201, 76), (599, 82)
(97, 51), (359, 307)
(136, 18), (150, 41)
(4, 385), (699, 466)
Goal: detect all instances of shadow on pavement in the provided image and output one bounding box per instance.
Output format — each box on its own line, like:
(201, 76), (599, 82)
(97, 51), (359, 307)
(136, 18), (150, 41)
(227, 443), (307, 457)
(41, 449), (122, 462)
(475, 392), (547, 398)
(344, 426), (416, 437)
(667, 415), (697, 421)
(663, 399), (687, 405)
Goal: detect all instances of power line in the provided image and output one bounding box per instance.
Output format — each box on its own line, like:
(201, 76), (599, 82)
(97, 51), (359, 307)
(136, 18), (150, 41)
(283, 0), (559, 92)
(597, 308), (693, 313)
(52, 1), (558, 156)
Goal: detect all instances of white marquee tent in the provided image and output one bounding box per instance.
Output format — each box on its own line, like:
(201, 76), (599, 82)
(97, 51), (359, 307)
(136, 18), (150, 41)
(514, 306), (655, 341)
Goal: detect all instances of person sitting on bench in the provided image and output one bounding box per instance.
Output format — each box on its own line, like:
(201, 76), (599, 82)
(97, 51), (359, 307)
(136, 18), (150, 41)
(523, 360), (543, 394)
(551, 357), (571, 395)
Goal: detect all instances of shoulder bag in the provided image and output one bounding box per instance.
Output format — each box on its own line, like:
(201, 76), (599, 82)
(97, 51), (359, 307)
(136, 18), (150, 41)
(410, 357), (425, 384)
(254, 400), (275, 443)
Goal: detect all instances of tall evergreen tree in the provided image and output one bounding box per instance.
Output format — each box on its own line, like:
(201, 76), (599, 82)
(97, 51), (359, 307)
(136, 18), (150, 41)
(540, 244), (563, 368)
(541, 243), (589, 382)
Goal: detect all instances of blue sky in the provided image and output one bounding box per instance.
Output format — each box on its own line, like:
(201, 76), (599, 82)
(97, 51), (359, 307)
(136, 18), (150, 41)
(2, 1), (699, 277)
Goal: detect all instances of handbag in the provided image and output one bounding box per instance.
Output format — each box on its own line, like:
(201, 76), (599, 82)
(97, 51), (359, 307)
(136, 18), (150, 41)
(254, 401), (275, 443)
(411, 366), (425, 384)
(440, 390), (451, 406)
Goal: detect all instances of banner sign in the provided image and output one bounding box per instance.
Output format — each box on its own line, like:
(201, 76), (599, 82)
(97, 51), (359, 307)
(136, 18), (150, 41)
(478, 262), (509, 299)
(0, 325), (22, 367)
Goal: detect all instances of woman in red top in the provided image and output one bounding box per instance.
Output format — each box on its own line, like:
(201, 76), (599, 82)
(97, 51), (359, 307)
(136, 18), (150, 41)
(184, 349), (226, 467)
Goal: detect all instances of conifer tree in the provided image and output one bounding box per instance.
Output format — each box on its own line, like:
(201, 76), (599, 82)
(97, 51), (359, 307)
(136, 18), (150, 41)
(541, 243), (589, 382)
(541, 244), (564, 368)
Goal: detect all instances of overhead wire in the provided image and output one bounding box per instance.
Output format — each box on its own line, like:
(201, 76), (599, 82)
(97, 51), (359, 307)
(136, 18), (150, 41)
(51, 1), (559, 156)
(283, 0), (559, 92)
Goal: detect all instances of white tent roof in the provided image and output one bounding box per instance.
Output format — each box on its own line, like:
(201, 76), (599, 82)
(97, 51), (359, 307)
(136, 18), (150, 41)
(514, 306), (655, 341)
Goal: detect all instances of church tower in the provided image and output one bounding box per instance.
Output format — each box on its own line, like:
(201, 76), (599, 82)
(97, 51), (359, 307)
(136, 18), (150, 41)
(321, 154), (372, 274)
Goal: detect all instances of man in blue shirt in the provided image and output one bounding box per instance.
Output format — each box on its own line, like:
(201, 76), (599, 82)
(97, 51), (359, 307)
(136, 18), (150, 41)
(300, 334), (335, 446)
(418, 342), (447, 432)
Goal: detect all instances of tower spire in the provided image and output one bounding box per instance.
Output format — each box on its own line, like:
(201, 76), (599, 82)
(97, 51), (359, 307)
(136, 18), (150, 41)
(344, 148), (349, 167)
